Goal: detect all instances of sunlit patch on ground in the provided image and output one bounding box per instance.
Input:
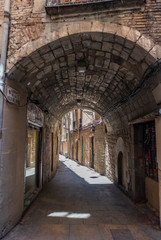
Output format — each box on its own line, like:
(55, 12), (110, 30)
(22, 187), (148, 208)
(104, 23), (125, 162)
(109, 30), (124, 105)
(48, 212), (91, 219)
(61, 155), (112, 185)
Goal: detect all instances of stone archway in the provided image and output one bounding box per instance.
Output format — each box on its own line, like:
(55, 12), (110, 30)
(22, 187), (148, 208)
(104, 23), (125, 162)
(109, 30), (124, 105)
(7, 29), (160, 123)
(2, 26), (161, 238)
(7, 22), (160, 71)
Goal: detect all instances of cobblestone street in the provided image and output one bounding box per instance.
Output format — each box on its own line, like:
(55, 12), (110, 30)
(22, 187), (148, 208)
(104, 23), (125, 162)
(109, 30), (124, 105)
(4, 155), (161, 240)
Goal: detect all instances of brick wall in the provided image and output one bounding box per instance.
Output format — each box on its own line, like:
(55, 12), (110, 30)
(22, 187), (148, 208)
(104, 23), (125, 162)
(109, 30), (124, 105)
(8, 0), (45, 57)
(7, 0), (161, 61)
(121, 0), (161, 44)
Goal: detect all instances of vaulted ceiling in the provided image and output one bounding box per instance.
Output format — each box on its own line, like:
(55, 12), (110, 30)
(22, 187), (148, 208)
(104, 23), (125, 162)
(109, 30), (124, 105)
(8, 32), (158, 121)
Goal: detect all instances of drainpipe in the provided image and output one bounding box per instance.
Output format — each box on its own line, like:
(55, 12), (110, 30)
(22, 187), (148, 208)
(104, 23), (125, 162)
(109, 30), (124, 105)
(0, 0), (11, 163)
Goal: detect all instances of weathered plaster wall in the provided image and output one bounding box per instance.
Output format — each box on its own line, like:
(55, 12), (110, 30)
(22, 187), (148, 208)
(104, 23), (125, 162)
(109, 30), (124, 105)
(0, 79), (27, 238)
(145, 177), (159, 211)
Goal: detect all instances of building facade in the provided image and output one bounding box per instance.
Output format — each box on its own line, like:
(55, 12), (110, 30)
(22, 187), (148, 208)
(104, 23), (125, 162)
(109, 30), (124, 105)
(60, 109), (107, 175)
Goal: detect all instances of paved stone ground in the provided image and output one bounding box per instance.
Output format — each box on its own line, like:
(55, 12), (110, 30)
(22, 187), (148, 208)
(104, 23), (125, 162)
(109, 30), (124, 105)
(4, 155), (161, 240)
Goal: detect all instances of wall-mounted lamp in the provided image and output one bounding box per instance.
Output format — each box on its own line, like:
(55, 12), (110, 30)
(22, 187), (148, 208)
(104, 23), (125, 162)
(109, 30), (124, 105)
(44, 109), (49, 114)
(31, 99), (40, 105)
(77, 66), (86, 73)
(77, 99), (81, 106)
(77, 60), (86, 73)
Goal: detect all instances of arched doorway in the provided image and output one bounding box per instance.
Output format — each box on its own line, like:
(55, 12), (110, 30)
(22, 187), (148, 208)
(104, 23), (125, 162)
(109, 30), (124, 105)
(118, 152), (123, 186)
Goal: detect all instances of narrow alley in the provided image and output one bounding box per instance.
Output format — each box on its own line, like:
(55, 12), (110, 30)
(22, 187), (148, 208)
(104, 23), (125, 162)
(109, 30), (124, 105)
(3, 155), (161, 240)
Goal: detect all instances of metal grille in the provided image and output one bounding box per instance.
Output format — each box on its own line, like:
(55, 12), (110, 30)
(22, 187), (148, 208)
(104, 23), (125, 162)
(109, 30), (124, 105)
(143, 121), (158, 181)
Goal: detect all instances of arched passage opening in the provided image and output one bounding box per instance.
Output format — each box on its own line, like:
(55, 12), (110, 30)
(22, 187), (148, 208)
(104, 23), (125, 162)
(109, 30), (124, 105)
(1, 30), (161, 236)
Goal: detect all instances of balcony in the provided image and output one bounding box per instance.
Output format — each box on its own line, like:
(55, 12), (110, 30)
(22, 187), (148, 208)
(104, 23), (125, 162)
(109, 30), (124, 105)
(45, 0), (145, 16)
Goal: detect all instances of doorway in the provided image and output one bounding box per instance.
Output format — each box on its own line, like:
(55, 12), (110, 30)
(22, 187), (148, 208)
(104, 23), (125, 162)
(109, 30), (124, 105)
(118, 151), (123, 186)
(76, 141), (78, 161)
(133, 121), (159, 209)
(91, 136), (94, 168)
(51, 133), (54, 172)
(72, 144), (74, 160)
(81, 136), (83, 164)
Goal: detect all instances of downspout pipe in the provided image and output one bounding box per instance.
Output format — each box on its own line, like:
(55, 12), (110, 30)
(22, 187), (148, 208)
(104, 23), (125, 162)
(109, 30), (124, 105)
(0, 0), (11, 164)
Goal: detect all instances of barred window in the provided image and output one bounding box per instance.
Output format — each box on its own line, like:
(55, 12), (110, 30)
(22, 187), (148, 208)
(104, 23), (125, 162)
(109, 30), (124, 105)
(143, 121), (158, 181)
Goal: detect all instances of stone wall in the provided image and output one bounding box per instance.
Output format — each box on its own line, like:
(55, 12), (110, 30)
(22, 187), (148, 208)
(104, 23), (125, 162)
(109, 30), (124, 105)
(43, 120), (59, 184)
(94, 123), (106, 175)
(105, 123), (134, 194)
